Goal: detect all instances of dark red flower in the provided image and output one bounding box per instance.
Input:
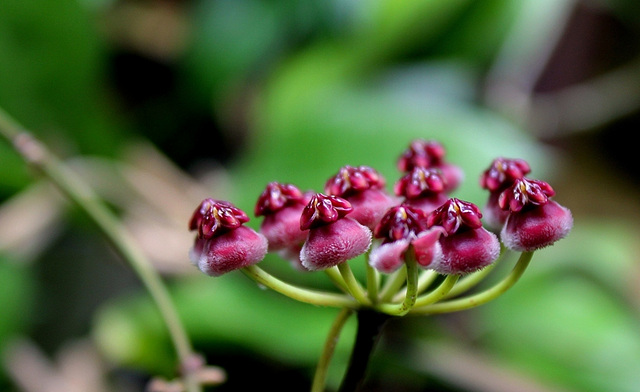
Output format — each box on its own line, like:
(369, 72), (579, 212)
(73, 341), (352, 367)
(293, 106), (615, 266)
(499, 178), (573, 251)
(299, 193), (372, 270)
(189, 199), (267, 276)
(369, 205), (443, 273)
(426, 198), (500, 274)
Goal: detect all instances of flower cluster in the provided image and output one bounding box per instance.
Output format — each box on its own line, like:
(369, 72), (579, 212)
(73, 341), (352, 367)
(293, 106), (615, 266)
(188, 139), (573, 307)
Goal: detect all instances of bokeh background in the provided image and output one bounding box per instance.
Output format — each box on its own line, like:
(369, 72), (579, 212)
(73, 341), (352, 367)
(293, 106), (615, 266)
(1, 0), (640, 391)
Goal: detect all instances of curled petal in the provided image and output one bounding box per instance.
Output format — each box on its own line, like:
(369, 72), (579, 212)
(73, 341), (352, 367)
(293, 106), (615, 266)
(300, 218), (372, 271)
(189, 226), (268, 276)
(412, 227), (444, 268)
(368, 239), (410, 274)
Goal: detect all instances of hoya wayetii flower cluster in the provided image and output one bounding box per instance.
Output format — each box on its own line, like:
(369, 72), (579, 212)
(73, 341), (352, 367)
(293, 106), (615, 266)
(188, 139), (573, 315)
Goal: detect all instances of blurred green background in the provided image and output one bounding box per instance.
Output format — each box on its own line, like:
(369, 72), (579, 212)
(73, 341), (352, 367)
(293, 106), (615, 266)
(1, 0), (640, 391)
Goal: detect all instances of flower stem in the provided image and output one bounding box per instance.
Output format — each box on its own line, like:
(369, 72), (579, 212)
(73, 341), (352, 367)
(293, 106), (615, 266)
(242, 265), (359, 308)
(440, 260), (498, 300)
(409, 251), (534, 315)
(325, 267), (350, 294)
(311, 308), (354, 392)
(412, 274), (460, 307)
(440, 246), (507, 300)
(375, 251), (419, 316)
(377, 267), (406, 303)
(0, 107), (202, 392)
(364, 253), (380, 304)
(337, 262), (371, 306)
(391, 269), (438, 303)
(337, 309), (390, 392)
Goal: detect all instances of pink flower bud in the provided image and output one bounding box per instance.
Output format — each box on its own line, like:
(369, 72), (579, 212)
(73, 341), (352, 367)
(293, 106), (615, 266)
(189, 199), (268, 276)
(300, 218), (372, 271)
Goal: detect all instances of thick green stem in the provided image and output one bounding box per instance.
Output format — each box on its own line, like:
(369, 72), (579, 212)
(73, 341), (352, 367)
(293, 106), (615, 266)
(0, 108), (201, 392)
(337, 309), (390, 392)
(242, 265), (359, 308)
(410, 251), (534, 315)
(311, 308), (354, 392)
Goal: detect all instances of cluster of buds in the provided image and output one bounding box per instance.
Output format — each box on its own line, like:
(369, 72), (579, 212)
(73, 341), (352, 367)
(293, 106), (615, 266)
(188, 139), (573, 314)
